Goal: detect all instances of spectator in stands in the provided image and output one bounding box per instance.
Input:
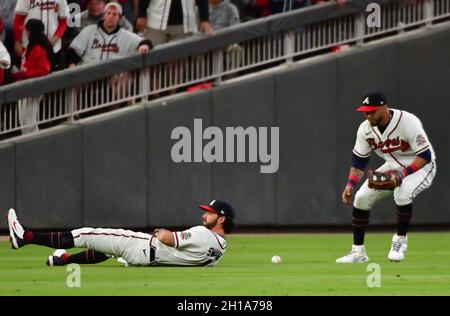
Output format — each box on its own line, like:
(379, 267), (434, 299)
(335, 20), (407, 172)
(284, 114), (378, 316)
(67, 2), (151, 66)
(67, 2), (152, 111)
(73, 0), (133, 36)
(13, 0), (70, 70)
(209, 0), (240, 30)
(0, 40), (11, 86)
(11, 19), (55, 134)
(209, 0), (243, 76)
(136, 0), (213, 46)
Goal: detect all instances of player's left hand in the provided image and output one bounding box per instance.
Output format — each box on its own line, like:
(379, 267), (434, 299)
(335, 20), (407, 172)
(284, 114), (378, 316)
(388, 169), (406, 186)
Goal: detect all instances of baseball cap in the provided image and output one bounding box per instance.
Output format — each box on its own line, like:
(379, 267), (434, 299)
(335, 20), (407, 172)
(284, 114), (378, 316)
(104, 2), (123, 15)
(199, 200), (235, 219)
(356, 91), (388, 112)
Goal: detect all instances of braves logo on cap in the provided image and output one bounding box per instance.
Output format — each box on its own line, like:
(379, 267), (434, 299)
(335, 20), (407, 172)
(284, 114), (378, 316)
(210, 200), (225, 215)
(356, 91), (388, 112)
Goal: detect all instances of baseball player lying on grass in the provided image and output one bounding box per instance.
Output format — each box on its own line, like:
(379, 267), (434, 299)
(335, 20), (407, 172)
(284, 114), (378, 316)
(7, 200), (234, 267)
(337, 91), (436, 263)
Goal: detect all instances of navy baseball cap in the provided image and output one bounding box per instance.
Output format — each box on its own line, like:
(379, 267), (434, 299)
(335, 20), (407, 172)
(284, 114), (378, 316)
(356, 91), (388, 112)
(199, 200), (235, 219)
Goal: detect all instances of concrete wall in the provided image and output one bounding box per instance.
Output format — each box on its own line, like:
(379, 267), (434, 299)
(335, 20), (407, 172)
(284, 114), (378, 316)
(1, 24), (449, 229)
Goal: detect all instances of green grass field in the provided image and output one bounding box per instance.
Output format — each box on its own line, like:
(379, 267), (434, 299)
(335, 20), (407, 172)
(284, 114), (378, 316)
(1, 232), (450, 296)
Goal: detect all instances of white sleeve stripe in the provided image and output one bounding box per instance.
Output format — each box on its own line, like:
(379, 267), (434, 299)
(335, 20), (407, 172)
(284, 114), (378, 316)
(173, 232), (179, 248)
(353, 149), (371, 158)
(414, 146), (430, 155)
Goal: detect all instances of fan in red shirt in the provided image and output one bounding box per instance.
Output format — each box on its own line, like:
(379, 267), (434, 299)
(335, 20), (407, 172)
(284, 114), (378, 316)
(12, 19), (55, 134)
(13, 19), (54, 81)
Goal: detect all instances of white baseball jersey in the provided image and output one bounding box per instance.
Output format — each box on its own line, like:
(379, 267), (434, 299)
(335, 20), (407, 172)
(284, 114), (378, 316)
(70, 24), (145, 65)
(353, 109), (435, 169)
(155, 225), (227, 266)
(15, 0), (70, 52)
(71, 225), (227, 267)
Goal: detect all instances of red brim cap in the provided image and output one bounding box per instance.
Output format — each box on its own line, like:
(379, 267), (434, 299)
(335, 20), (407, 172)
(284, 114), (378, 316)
(356, 105), (382, 112)
(199, 205), (219, 215)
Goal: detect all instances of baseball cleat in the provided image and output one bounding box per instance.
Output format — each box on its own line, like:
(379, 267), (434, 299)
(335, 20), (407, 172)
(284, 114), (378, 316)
(7, 208), (26, 249)
(46, 249), (69, 266)
(336, 245), (369, 263)
(388, 234), (408, 262)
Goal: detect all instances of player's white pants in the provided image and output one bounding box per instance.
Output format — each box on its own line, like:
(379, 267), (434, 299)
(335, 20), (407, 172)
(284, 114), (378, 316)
(71, 228), (153, 266)
(18, 96), (40, 134)
(354, 161), (437, 210)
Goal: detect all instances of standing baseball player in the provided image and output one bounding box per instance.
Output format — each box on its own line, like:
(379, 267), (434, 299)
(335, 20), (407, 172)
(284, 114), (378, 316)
(336, 91), (436, 263)
(8, 200), (234, 267)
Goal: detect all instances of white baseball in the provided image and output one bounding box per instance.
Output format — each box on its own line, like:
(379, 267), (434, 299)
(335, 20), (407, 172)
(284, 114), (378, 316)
(271, 255), (282, 264)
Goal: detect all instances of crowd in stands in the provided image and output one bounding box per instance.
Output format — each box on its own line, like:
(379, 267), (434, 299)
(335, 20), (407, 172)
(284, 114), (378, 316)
(0, 0), (347, 88)
(0, 0), (350, 135)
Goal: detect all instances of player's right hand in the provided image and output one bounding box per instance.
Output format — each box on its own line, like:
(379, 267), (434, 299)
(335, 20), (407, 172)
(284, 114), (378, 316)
(342, 186), (353, 205)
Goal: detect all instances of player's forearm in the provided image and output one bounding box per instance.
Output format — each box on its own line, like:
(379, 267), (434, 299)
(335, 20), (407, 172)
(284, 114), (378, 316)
(155, 229), (176, 247)
(349, 167), (365, 178)
(396, 155), (428, 178)
(346, 167), (365, 188)
(410, 156), (428, 170)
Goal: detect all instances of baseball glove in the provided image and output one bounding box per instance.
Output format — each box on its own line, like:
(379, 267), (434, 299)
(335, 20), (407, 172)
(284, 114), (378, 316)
(367, 170), (402, 190)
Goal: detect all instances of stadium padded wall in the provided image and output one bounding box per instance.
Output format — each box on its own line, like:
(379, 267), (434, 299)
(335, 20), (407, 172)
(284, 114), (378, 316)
(82, 109), (147, 227)
(146, 91), (213, 227)
(0, 24), (449, 229)
(14, 127), (83, 229)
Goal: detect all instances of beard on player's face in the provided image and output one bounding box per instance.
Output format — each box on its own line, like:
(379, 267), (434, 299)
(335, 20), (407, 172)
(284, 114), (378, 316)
(203, 212), (220, 229)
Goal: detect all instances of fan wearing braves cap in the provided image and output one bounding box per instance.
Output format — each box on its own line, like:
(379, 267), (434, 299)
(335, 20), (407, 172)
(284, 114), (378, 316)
(7, 200), (235, 267)
(67, 2), (152, 67)
(337, 91), (436, 263)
